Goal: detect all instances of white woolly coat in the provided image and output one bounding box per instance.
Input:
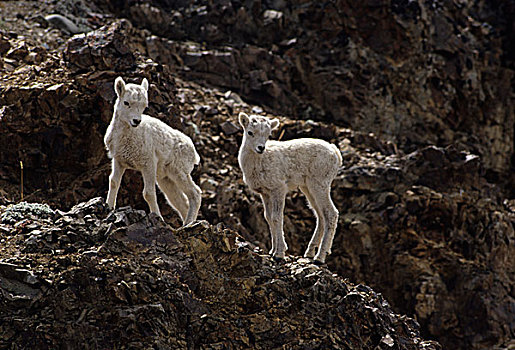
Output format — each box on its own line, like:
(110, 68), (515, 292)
(239, 138), (342, 194)
(105, 114), (200, 177)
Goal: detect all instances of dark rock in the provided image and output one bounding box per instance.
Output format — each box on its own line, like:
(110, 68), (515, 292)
(65, 197), (109, 218)
(220, 120), (240, 136)
(64, 20), (135, 71)
(5, 42), (29, 61)
(0, 262), (38, 285)
(112, 0), (513, 176)
(0, 34), (11, 56)
(330, 146), (514, 350)
(0, 200), (440, 349)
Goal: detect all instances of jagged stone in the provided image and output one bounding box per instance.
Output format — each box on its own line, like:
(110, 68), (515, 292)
(64, 20), (135, 71)
(0, 199), (440, 349)
(0, 33), (12, 56)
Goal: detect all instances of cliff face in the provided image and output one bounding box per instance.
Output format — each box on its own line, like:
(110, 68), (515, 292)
(98, 0), (514, 176)
(0, 1), (514, 349)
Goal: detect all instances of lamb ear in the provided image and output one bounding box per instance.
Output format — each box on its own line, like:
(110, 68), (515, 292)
(238, 112), (249, 129)
(114, 77), (126, 97)
(141, 78), (149, 91)
(270, 118), (280, 130)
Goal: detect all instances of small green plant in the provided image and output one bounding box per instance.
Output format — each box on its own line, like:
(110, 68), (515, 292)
(0, 202), (55, 224)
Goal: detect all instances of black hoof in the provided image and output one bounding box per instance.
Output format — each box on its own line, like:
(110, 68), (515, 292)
(313, 259), (325, 266)
(272, 256), (285, 263)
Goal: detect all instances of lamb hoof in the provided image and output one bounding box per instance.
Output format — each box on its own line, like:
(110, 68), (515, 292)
(313, 259), (326, 266)
(272, 255), (285, 263)
(313, 253), (326, 265)
(313, 251), (327, 264)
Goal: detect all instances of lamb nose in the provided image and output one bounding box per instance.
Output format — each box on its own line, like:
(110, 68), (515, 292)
(133, 119), (141, 125)
(257, 145), (265, 153)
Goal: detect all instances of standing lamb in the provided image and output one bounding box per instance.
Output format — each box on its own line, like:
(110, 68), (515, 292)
(104, 77), (202, 225)
(238, 113), (342, 264)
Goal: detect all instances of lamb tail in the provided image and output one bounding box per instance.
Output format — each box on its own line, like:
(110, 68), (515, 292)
(332, 144), (343, 167)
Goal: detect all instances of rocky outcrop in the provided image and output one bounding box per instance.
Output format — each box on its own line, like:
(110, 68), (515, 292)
(96, 0), (514, 178)
(331, 144), (515, 349)
(0, 199), (440, 349)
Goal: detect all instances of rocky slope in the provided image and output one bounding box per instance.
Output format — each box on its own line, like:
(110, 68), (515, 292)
(0, 198), (440, 349)
(97, 0), (515, 177)
(0, 0), (514, 349)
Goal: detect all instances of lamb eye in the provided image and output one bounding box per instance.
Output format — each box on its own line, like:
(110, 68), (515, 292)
(247, 131), (254, 136)
(124, 101), (130, 107)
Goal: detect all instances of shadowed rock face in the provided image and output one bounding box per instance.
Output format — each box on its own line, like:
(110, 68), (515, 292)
(95, 0), (514, 176)
(0, 198), (440, 349)
(0, 1), (514, 349)
(328, 144), (515, 349)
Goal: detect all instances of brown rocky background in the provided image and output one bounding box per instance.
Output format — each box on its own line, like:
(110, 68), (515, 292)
(0, 0), (513, 349)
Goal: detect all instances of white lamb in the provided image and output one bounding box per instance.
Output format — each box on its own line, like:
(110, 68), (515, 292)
(238, 113), (342, 264)
(104, 77), (202, 225)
